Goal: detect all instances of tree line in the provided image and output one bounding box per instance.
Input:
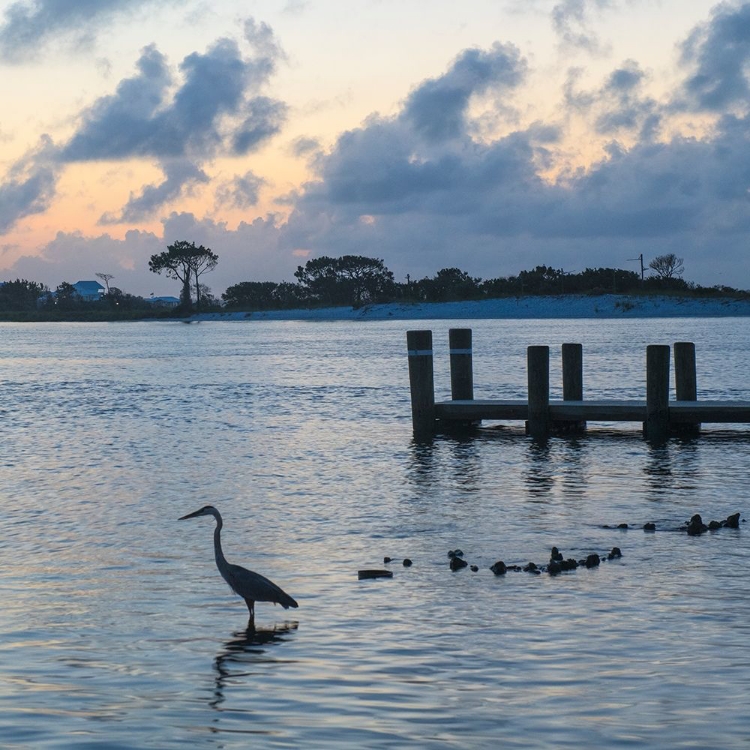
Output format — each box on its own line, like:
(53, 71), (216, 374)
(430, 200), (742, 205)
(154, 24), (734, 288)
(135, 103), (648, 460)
(221, 252), (747, 311)
(1, 246), (747, 316)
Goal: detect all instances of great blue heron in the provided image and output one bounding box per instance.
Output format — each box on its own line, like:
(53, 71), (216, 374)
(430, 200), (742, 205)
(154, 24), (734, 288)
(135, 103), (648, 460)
(179, 505), (298, 623)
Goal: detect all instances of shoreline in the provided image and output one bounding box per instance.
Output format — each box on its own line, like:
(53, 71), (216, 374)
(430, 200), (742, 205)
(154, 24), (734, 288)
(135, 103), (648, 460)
(189, 293), (750, 322)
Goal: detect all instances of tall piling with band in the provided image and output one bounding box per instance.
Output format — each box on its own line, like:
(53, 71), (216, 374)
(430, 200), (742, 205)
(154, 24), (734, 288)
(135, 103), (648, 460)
(406, 329), (435, 440)
(449, 328), (473, 401)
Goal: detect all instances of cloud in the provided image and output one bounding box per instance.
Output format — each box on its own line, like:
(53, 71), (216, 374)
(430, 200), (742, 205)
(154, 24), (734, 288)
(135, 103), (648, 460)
(0, 0), (161, 63)
(232, 96), (288, 154)
(565, 59), (661, 139)
(0, 135), (60, 233)
(243, 17), (286, 64)
(289, 136), (321, 158)
(59, 24), (287, 221)
(62, 44), (173, 161)
(63, 35), (284, 163)
(551, 0), (613, 54)
(403, 43), (527, 142)
(678, 1), (750, 112)
(215, 170), (265, 210)
(101, 160), (209, 224)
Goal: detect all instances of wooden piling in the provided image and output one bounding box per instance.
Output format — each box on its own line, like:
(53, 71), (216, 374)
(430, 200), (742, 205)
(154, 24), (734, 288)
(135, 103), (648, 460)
(527, 346), (550, 440)
(562, 343), (583, 401)
(449, 328), (474, 400)
(645, 344), (670, 443)
(674, 341), (699, 436)
(407, 330), (435, 439)
(559, 343), (585, 433)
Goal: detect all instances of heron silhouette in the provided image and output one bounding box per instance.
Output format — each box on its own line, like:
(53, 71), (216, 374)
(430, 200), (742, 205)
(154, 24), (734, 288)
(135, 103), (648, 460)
(179, 505), (298, 624)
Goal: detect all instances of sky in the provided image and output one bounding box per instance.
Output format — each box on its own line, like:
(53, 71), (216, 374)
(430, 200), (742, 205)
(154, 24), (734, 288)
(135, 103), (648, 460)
(1, 0), (750, 297)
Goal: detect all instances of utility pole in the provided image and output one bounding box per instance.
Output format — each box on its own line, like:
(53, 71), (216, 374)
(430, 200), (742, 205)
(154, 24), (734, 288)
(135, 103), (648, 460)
(628, 254), (645, 284)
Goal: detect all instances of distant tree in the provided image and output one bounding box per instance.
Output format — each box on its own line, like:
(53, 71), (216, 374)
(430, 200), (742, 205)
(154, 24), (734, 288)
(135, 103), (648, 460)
(516, 265), (563, 294)
(149, 242), (194, 309)
(417, 268), (482, 302)
(149, 241), (217, 311)
(189, 247), (219, 310)
(95, 272), (115, 294)
(223, 281), (279, 309)
(294, 256), (341, 305)
(294, 255), (395, 307)
(102, 286), (144, 310)
(649, 253), (684, 279)
(55, 281), (80, 310)
(480, 275), (517, 298)
(273, 281), (306, 309)
(0, 279), (48, 311)
(197, 284), (220, 309)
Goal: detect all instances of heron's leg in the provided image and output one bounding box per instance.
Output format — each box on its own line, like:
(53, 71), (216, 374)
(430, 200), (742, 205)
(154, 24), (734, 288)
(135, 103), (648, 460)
(244, 598), (255, 625)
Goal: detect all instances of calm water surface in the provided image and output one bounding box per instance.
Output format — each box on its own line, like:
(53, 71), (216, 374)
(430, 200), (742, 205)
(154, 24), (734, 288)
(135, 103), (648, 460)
(0, 318), (749, 748)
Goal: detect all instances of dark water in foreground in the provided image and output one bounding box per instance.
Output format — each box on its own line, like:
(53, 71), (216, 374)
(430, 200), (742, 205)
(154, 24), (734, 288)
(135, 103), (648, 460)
(0, 318), (749, 748)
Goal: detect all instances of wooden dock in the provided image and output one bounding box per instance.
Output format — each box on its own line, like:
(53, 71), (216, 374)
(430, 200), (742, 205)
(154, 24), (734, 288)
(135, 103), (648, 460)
(406, 329), (750, 442)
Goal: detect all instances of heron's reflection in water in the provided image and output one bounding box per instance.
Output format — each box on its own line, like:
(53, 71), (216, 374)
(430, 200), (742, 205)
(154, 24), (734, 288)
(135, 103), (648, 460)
(211, 621), (299, 711)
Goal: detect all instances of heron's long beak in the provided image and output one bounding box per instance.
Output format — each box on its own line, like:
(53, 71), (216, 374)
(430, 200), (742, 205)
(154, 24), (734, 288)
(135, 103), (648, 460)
(179, 509), (205, 520)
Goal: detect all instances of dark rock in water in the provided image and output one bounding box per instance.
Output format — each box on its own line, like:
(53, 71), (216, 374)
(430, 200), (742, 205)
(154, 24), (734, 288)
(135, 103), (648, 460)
(643, 522), (656, 532)
(561, 558), (578, 571)
(687, 514), (708, 536)
(723, 513), (741, 529)
(383, 556), (392, 564)
(584, 554), (600, 568)
(507, 564), (523, 572)
(602, 524), (611, 529)
(608, 547), (622, 560)
(708, 520), (722, 530)
(470, 565), (479, 572)
(523, 562), (540, 574)
(490, 561), (507, 575)
(448, 549), (465, 559)
(548, 561), (562, 576)
(402, 558), (413, 567)
(450, 556), (468, 571)
(358, 569), (393, 580)
(550, 547), (563, 562)
(617, 523), (629, 529)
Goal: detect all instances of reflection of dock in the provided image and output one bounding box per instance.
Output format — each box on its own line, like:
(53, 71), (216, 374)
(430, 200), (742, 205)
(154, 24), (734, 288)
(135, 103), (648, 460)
(407, 328), (750, 442)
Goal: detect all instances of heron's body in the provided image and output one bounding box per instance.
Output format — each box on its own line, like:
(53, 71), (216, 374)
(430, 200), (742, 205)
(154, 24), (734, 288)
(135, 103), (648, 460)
(180, 505), (298, 623)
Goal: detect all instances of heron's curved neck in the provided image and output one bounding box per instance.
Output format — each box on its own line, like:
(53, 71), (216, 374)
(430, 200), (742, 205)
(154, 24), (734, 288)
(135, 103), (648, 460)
(213, 517), (229, 570)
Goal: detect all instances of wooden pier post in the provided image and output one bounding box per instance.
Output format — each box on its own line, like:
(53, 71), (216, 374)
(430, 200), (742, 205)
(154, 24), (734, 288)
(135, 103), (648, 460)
(449, 328), (474, 400)
(562, 343), (583, 401)
(407, 330), (435, 439)
(527, 346), (550, 441)
(645, 344), (670, 443)
(674, 341), (699, 436)
(559, 342), (585, 433)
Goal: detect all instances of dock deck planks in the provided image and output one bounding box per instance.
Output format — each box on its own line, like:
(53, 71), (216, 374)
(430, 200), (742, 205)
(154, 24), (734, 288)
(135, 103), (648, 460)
(435, 399), (750, 424)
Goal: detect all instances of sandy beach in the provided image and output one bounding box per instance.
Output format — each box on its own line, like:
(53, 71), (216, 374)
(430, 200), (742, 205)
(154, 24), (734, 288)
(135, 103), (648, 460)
(190, 293), (750, 322)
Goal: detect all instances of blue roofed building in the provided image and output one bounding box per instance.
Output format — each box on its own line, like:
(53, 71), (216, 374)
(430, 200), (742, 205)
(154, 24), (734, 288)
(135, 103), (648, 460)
(72, 280), (105, 301)
(146, 295), (181, 308)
